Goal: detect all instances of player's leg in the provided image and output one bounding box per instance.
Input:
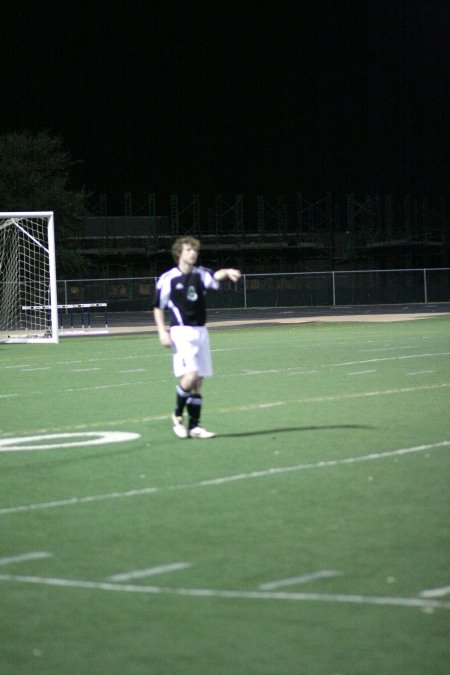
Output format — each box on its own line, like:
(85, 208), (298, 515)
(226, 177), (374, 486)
(186, 376), (203, 432)
(170, 327), (201, 438)
(170, 326), (215, 439)
(176, 371), (199, 416)
(172, 371), (198, 437)
(187, 329), (215, 438)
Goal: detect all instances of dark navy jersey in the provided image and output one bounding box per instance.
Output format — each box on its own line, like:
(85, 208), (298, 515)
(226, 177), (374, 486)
(153, 265), (220, 326)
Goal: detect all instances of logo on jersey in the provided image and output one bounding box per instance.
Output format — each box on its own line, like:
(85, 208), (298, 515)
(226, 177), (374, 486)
(187, 285), (198, 301)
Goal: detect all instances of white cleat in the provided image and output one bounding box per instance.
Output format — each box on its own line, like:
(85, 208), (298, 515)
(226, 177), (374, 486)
(188, 426), (216, 439)
(172, 413), (188, 439)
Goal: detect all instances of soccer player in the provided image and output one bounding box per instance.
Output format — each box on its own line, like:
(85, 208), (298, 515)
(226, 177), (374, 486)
(153, 236), (241, 439)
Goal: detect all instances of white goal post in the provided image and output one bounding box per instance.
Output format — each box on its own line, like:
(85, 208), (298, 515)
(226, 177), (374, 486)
(0, 211), (59, 343)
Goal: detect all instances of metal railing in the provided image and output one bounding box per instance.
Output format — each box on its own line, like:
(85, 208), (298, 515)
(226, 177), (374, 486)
(57, 268), (450, 313)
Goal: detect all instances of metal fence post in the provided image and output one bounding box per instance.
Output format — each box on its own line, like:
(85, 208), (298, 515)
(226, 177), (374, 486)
(423, 269), (428, 303)
(332, 271), (336, 306)
(243, 274), (247, 308)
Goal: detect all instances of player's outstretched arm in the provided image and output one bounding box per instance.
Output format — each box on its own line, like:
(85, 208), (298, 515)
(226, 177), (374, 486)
(213, 268), (242, 283)
(153, 307), (172, 347)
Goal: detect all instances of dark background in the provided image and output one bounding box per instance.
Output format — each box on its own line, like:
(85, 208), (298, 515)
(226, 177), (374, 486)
(2, 0), (449, 207)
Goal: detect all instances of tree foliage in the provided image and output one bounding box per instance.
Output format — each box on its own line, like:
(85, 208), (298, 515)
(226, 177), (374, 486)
(0, 130), (91, 276)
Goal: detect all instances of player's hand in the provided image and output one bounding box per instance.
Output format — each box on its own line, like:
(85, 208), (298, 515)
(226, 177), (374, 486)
(158, 330), (173, 348)
(227, 268), (241, 282)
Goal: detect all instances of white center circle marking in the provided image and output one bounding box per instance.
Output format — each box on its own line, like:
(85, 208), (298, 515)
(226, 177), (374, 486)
(0, 431), (141, 452)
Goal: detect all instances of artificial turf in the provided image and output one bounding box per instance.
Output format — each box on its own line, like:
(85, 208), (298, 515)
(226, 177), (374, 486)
(0, 317), (449, 673)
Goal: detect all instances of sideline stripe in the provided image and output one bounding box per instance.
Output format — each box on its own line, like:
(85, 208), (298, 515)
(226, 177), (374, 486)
(1, 382), (448, 438)
(322, 352), (450, 367)
(259, 570), (342, 590)
(108, 562), (192, 581)
(0, 487), (160, 515)
(420, 585), (450, 599)
(0, 573), (449, 610)
(0, 552), (52, 566)
(347, 370), (376, 375)
(407, 371), (434, 376)
(0, 441), (448, 517)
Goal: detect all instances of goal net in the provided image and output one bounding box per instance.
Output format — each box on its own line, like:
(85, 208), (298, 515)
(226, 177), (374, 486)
(0, 212), (59, 343)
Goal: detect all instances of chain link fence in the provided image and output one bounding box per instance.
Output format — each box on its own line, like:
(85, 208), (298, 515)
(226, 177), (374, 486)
(57, 268), (449, 313)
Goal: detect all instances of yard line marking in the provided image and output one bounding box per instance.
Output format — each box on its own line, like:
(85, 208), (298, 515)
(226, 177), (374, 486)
(3, 364), (32, 368)
(347, 370), (376, 376)
(108, 562), (192, 582)
(231, 354), (450, 378)
(0, 382), (448, 437)
(0, 441), (447, 516)
(420, 585), (450, 598)
(407, 371), (434, 376)
(0, 487), (160, 514)
(0, 382), (148, 400)
(0, 552), (52, 566)
(217, 383), (450, 415)
(359, 346), (415, 352)
(0, 574), (449, 610)
(71, 368), (101, 373)
(257, 402), (283, 409)
(259, 570), (342, 590)
(322, 352), (450, 368)
(21, 367), (52, 372)
(193, 443), (449, 487)
(117, 369), (148, 373)
(60, 382), (147, 393)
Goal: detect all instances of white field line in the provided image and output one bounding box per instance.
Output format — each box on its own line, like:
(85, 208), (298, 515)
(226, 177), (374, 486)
(217, 383), (450, 416)
(0, 441), (448, 517)
(407, 371), (434, 376)
(108, 562), (192, 582)
(0, 573), (449, 610)
(0, 552), (52, 566)
(259, 570), (342, 590)
(0, 381), (147, 399)
(0, 337), (441, 371)
(358, 346), (416, 352)
(1, 382), (449, 436)
(322, 352), (450, 368)
(60, 381), (147, 392)
(0, 431), (141, 451)
(229, 353), (449, 379)
(243, 369), (281, 375)
(347, 370), (376, 376)
(0, 353), (164, 372)
(420, 585), (450, 598)
(2, 364), (32, 368)
(1, 352), (449, 400)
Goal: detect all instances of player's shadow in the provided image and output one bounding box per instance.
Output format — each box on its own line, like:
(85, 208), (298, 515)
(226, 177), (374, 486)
(216, 424), (374, 438)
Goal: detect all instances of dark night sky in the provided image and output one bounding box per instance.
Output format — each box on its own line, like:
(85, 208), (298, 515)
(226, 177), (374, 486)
(2, 0), (449, 204)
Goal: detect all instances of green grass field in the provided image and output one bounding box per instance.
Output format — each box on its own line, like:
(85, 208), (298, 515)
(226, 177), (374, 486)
(1, 316), (449, 674)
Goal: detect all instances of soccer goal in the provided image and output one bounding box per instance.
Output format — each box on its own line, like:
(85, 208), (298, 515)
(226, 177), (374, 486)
(0, 212), (59, 343)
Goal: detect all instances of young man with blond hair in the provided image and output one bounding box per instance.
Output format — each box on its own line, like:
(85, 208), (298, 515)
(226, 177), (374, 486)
(153, 236), (241, 438)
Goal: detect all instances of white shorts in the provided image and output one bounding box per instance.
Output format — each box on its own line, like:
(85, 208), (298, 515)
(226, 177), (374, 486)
(170, 325), (213, 378)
